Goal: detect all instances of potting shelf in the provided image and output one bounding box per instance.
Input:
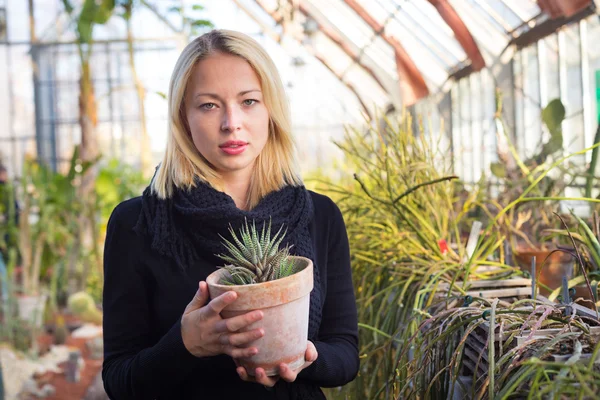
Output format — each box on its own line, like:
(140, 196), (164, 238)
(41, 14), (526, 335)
(436, 278), (534, 303)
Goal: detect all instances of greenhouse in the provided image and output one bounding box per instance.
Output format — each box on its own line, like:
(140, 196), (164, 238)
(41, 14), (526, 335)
(1, 0), (600, 399)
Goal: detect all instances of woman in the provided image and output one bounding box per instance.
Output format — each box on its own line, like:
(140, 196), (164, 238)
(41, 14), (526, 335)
(102, 29), (359, 400)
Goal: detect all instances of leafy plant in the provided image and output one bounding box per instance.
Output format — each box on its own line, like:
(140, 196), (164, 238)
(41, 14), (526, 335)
(543, 211), (600, 306)
(309, 112), (523, 399)
(217, 219), (297, 285)
(395, 296), (600, 399)
(490, 96), (573, 250)
(0, 318), (33, 352)
(164, 2), (214, 36)
(16, 149), (93, 297)
(311, 107), (600, 399)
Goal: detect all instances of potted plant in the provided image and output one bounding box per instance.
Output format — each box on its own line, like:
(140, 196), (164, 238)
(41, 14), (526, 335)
(15, 159), (52, 328)
(14, 151), (90, 328)
(206, 219), (313, 376)
(490, 96), (579, 294)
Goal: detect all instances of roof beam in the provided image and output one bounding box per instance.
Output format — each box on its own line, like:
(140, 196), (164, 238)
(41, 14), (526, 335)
(427, 0), (485, 71)
(300, 3), (391, 95)
(248, 0), (373, 120)
(312, 53), (374, 121)
(342, 0), (429, 105)
(537, 0), (593, 19)
(510, 4), (595, 49)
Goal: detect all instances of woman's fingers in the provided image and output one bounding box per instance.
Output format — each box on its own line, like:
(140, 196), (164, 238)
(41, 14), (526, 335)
(215, 310), (263, 333)
(278, 363), (297, 382)
(234, 342), (318, 385)
(219, 328), (264, 346)
(306, 341), (318, 363)
(226, 345), (259, 359)
(236, 366), (249, 381)
(236, 366), (279, 387)
(253, 368), (278, 387)
(202, 291), (238, 318)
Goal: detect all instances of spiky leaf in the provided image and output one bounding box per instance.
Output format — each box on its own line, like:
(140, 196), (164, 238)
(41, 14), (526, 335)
(216, 219), (298, 285)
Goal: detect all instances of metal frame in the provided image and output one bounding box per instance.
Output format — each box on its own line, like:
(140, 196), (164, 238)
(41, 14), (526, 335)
(537, 0), (594, 19)
(297, 0), (401, 108)
(557, 28), (568, 156)
(427, 0), (485, 71)
(342, 0), (429, 105)
(580, 19), (593, 162)
(249, 0), (374, 119)
(510, 4), (595, 49)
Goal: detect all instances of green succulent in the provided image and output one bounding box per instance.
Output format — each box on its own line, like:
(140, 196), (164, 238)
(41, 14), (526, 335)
(217, 218), (297, 285)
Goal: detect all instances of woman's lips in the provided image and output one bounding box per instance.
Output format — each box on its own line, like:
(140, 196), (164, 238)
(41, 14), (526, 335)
(220, 143), (248, 155)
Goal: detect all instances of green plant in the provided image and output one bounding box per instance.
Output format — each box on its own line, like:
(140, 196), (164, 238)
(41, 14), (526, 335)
(217, 219), (297, 285)
(389, 143), (600, 399)
(396, 296), (600, 399)
(53, 314), (68, 345)
(17, 152), (90, 297)
(0, 179), (18, 329)
(309, 112), (522, 399)
(67, 291), (102, 325)
(490, 96), (573, 250)
(0, 318), (33, 352)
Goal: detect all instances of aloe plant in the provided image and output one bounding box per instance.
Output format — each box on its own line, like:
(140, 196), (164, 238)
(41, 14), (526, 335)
(217, 219), (297, 285)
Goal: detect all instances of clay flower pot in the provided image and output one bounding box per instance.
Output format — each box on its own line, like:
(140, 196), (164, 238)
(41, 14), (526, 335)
(206, 256), (314, 376)
(515, 246), (574, 296)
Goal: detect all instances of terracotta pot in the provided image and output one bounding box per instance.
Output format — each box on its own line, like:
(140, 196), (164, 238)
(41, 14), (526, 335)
(572, 285), (596, 309)
(514, 247), (574, 296)
(206, 256), (314, 376)
(17, 293), (48, 328)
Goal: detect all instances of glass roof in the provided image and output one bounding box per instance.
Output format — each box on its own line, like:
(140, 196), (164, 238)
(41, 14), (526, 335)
(234, 0), (567, 111)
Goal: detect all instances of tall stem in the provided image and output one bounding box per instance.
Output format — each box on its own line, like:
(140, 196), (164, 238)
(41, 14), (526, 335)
(585, 121), (600, 198)
(127, 17), (151, 175)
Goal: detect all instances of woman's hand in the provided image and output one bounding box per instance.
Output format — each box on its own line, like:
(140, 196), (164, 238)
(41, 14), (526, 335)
(181, 281), (265, 359)
(235, 341), (318, 387)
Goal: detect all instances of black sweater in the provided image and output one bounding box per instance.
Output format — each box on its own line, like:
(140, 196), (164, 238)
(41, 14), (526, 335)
(102, 191), (359, 400)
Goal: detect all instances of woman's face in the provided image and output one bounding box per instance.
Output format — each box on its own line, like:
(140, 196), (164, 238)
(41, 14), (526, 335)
(184, 52), (270, 179)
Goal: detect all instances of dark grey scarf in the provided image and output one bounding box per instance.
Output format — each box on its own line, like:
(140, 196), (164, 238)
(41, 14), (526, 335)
(133, 179), (322, 340)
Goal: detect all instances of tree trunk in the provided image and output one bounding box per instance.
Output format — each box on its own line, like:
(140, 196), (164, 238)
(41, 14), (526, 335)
(30, 232), (46, 296)
(74, 60), (99, 294)
(79, 60), (99, 184)
(18, 187), (32, 295)
(127, 20), (152, 176)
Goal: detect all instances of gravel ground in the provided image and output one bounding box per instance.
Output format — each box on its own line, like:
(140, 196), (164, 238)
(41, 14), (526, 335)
(0, 345), (71, 400)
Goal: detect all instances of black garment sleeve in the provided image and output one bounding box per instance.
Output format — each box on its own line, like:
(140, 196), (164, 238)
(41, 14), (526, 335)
(298, 198), (359, 388)
(101, 202), (201, 400)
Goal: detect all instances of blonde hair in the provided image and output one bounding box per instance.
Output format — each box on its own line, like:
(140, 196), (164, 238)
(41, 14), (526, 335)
(152, 29), (302, 209)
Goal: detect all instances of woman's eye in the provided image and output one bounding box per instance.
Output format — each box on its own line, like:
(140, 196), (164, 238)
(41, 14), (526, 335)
(243, 99), (257, 106)
(201, 103), (216, 110)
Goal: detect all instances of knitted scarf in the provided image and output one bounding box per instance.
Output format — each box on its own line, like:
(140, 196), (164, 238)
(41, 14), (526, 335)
(133, 180), (322, 340)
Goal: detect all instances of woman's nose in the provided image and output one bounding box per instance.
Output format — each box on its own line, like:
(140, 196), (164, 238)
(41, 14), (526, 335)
(220, 106), (242, 132)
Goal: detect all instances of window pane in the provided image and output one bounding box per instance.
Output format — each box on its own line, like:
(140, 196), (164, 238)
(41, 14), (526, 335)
(562, 25), (584, 159)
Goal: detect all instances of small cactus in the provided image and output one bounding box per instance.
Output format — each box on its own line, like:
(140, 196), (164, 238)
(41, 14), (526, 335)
(217, 218), (297, 285)
(67, 292), (102, 325)
(53, 315), (68, 345)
